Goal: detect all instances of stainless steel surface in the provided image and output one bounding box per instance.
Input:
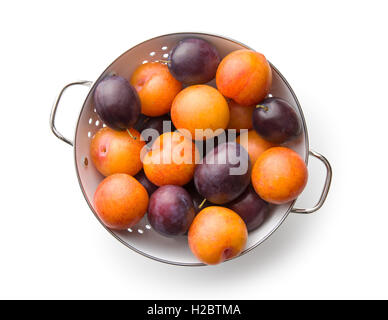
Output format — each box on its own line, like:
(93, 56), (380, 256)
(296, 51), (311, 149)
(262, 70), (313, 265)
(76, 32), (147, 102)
(291, 150), (332, 214)
(50, 80), (93, 146)
(51, 32), (332, 266)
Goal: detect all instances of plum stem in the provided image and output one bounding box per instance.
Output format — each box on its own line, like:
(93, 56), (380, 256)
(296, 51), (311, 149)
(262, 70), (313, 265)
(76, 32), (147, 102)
(126, 128), (137, 140)
(158, 59), (171, 64)
(198, 198), (207, 209)
(256, 104), (269, 111)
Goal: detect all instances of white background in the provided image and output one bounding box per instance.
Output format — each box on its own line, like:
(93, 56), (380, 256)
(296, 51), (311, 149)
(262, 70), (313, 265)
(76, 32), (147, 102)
(1, 0), (387, 300)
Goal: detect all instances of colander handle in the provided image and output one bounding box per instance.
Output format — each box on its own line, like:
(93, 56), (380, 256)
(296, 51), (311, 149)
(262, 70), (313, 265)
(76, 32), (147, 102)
(50, 80), (93, 146)
(291, 150), (332, 214)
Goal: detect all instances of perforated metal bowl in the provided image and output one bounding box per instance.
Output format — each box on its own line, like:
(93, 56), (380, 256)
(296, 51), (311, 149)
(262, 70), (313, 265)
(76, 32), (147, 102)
(50, 32), (332, 266)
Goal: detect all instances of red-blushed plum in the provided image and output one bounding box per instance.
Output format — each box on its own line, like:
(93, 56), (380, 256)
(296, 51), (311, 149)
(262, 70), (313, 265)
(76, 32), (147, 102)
(252, 147), (308, 204)
(130, 62), (182, 117)
(194, 142), (251, 204)
(227, 185), (269, 232)
(188, 206), (248, 265)
(148, 185), (195, 237)
(94, 75), (140, 130)
(90, 127), (145, 177)
(253, 97), (301, 144)
(143, 132), (200, 186)
(94, 174), (149, 230)
(171, 85), (229, 140)
(216, 49), (272, 106)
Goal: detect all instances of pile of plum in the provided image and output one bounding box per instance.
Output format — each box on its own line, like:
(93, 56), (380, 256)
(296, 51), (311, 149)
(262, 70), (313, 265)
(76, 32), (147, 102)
(91, 37), (307, 265)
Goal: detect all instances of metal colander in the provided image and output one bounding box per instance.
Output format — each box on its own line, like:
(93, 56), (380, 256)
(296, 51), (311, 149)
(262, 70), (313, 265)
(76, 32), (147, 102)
(50, 32), (332, 266)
